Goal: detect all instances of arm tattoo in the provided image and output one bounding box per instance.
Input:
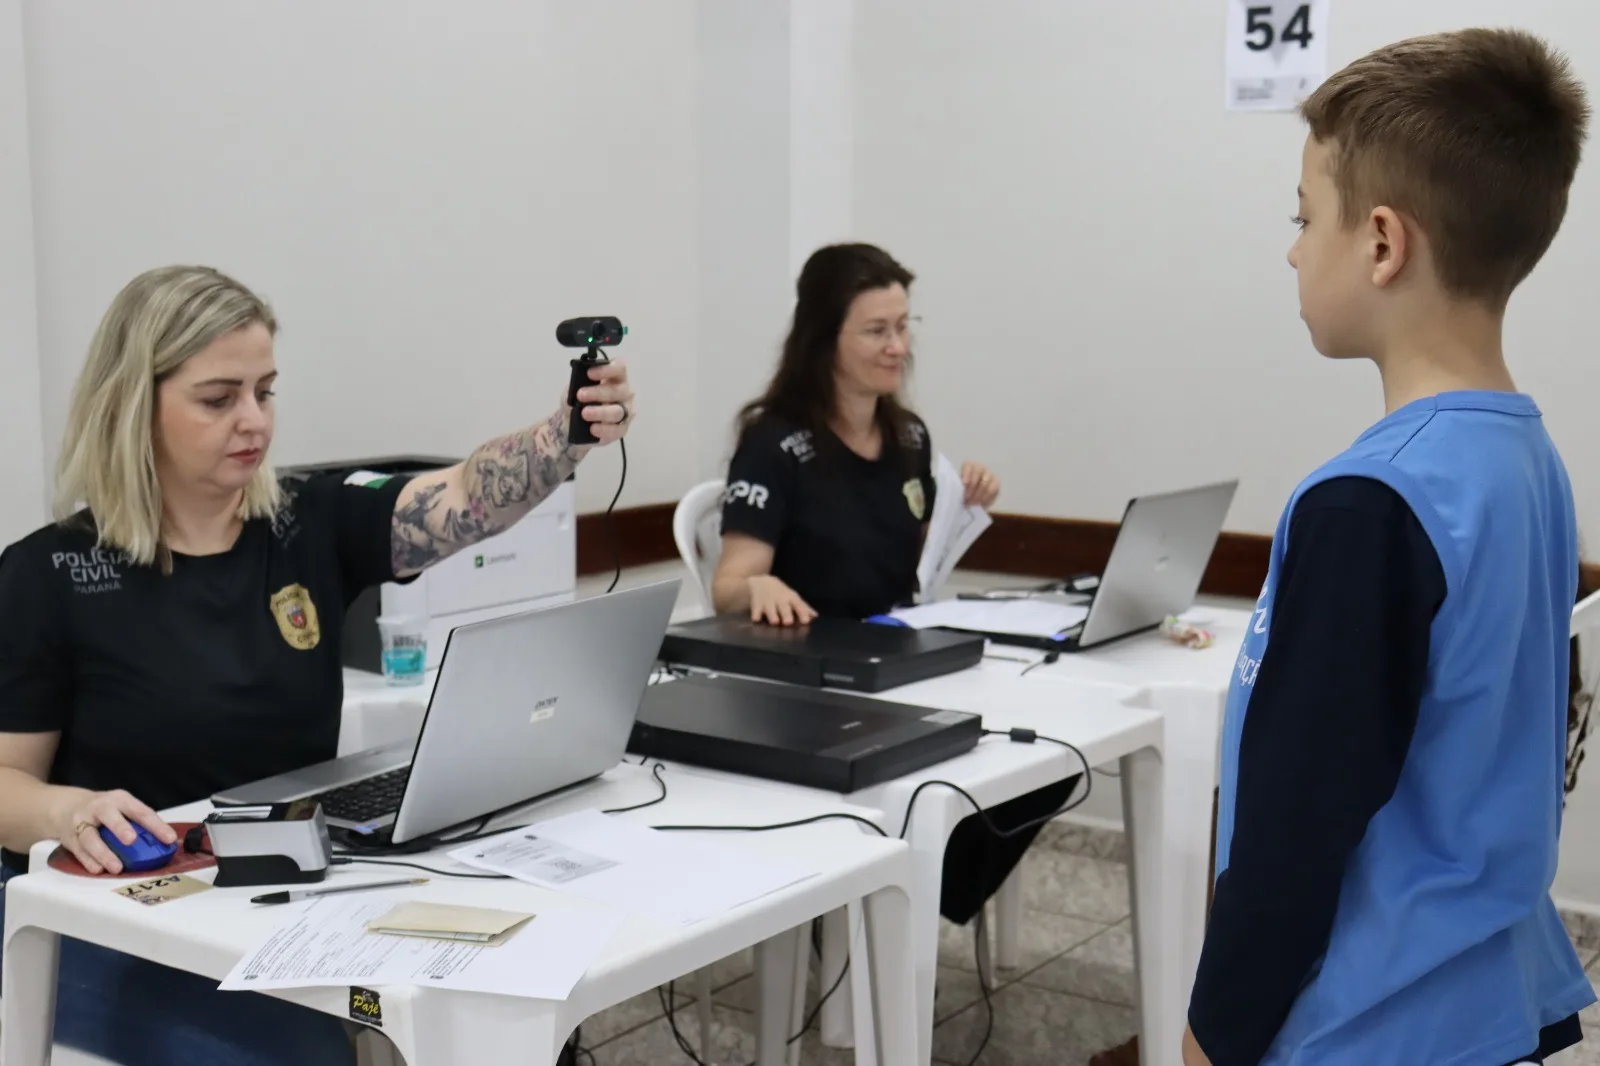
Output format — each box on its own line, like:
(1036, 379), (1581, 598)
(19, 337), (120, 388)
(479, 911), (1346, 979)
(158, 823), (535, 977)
(390, 410), (581, 574)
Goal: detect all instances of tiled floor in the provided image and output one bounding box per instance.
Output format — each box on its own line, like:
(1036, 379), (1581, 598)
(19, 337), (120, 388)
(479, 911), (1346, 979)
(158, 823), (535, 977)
(577, 826), (1140, 1065)
(574, 823), (1600, 1065)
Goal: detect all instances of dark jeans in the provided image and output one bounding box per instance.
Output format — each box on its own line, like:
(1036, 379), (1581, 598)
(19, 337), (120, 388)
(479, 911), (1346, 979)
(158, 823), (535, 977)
(0, 864), (356, 1066)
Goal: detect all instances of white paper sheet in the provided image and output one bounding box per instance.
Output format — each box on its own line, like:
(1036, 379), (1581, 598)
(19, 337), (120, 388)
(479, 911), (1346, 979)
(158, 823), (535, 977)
(219, 892), (623, 1000)
(916, 454), (993, 599)
(889, 598), (1089, 640)
(1224, 0), (1329, 112)
(451, 809), (818, 927)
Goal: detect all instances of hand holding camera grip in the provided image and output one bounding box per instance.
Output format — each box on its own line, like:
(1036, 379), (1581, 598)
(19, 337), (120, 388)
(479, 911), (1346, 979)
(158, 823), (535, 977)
(567, 358), (599, 446)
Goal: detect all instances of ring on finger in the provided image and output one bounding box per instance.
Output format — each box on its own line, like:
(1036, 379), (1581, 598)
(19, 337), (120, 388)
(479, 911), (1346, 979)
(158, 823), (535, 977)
(74, 820), (96, 836)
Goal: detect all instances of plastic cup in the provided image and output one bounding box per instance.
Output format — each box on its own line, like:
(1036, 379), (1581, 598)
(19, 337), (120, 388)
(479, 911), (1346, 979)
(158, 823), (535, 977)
(377, 615), (427, 686)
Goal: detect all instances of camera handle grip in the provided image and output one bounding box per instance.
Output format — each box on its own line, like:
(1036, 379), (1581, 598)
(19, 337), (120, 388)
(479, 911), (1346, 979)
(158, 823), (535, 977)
(566, 357), (600, 446)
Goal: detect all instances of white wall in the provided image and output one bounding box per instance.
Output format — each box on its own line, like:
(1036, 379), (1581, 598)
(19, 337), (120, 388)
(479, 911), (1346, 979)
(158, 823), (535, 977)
(849, 0), (1600, 909)
(852, 0), (1600, 536)
(0, 0), (45, 548)
(694, 0), (859, 478)
(22, 0), (700, 513)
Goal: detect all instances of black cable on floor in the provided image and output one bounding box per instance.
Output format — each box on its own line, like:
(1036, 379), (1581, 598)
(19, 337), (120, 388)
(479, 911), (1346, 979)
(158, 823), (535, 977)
(660, 979), (713, 1065)
(967, 915), (997, 1066)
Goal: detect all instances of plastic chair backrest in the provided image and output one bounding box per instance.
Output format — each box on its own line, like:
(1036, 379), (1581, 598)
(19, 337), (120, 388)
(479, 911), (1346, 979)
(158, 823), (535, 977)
(673, 480), (726, 612)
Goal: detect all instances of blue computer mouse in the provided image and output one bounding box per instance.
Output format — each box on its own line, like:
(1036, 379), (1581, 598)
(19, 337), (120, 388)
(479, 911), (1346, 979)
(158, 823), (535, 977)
(98, 824), (178, 873)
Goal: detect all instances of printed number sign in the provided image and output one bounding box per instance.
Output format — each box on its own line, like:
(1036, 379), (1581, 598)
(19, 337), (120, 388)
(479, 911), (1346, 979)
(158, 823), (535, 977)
(1225, 1), (1329, 112)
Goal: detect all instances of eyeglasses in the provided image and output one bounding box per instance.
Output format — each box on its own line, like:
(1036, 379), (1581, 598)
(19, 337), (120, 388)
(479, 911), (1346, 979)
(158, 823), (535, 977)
(854, 315), (922, 344)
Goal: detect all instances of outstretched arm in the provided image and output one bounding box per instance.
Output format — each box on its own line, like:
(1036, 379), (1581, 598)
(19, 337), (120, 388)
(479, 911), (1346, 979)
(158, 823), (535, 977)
(388, 360), (634, 577)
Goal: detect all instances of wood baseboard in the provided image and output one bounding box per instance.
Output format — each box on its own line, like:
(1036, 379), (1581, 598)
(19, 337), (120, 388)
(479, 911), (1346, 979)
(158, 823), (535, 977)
(573, 503), (1272, 596)
(961, 514), (1273, 600)
(575, 503), (1600, 599)
(575, 502), (677, 576)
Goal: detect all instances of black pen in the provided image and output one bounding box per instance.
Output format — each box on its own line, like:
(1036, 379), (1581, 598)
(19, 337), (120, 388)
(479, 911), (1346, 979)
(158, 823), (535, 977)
(250, 877), (427, 905)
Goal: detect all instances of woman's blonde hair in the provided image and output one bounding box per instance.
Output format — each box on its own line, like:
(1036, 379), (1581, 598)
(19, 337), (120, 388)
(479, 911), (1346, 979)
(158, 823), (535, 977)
(54, 265), (282, 569)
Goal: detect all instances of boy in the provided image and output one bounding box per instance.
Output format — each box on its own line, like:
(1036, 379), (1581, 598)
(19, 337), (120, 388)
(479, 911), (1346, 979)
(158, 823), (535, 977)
(1185, 28), (1593, 1066)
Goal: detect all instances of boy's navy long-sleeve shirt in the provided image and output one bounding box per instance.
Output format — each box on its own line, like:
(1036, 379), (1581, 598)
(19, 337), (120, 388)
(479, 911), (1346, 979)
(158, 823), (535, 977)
(1188, 475), (1581, 1065)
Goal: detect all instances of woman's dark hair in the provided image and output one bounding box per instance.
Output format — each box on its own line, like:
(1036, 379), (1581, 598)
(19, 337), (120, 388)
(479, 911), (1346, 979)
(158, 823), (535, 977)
(737, 243), (920, 462)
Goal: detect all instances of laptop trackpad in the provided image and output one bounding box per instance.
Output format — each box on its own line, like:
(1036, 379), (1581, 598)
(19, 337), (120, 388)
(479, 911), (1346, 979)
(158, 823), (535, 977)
(212, 741), (413, 807)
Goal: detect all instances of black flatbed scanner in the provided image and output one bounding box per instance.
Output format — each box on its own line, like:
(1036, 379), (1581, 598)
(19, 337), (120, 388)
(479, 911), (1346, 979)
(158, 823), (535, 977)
(628, 673), (983, 793)
(657, 616), (985, 693)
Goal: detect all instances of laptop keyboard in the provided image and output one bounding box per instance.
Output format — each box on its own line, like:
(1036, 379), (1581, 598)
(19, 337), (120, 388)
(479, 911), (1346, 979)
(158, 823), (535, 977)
(313, 767), (411, 822)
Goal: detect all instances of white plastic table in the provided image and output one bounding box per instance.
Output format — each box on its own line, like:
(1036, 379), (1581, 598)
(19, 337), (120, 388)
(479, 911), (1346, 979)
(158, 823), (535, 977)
(0, 765), (917, 1066)
(336, 656), (1192, 1066)
(1026, 606), (1251, 1057)
(640, 666), (1168, 1066)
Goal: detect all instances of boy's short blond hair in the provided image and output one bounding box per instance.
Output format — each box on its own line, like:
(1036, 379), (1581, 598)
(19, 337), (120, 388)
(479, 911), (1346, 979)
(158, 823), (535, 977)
(1302, 28), (1590, 305)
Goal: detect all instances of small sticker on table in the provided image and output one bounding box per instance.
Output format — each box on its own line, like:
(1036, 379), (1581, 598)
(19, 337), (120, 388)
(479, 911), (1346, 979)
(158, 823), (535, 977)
(114, 874), (211, 907)
(349, 987), (383, 1027)
(921, 709), (970, 726)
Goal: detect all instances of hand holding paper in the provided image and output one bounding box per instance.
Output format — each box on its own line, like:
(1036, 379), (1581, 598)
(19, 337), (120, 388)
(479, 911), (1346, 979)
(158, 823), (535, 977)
(917, 454), (994, 600)
(959, 461), (1001, 509)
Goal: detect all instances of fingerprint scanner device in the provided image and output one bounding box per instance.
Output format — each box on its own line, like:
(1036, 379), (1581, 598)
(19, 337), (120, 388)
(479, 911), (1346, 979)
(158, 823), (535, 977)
(278, 456), (577, 673)
(205, 799), (333, 888)
(629, 673), (983, 792)
(211, 580), (680, 847)
(658, 616), (985, 692)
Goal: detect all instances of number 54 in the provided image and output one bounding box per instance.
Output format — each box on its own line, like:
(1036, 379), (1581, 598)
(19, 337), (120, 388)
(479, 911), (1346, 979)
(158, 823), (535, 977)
(1246, 4), (1314, 52)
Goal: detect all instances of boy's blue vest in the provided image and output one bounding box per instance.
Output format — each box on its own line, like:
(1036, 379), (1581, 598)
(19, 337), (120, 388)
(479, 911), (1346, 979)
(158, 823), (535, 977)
(1215, 392), (1595, 1064)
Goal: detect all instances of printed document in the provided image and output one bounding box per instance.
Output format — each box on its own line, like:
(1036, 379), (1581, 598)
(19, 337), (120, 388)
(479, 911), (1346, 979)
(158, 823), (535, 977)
(916, 454), (992, 599)
(451, 809), (818, 926)
(219, 892), (622, 1000)
(890, 598), (1089, 639)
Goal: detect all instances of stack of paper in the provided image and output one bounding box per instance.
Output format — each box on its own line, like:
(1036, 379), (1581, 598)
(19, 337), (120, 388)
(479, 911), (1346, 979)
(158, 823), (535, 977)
(916, 454), (993, 599)
(889, 598), (1089, 640)
(450, 809), (818, 927)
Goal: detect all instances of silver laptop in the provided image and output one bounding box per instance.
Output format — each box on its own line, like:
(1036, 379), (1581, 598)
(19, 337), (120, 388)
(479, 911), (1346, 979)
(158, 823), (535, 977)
(1067, 480), (1238, 650)
(213, 579), (680, 845)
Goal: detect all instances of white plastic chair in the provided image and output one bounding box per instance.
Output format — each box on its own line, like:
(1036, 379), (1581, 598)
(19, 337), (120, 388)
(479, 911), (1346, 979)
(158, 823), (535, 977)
(1568, 588), (1600, 783)
(672, 480), (726, 617)
(1572, 588), (1600, 651)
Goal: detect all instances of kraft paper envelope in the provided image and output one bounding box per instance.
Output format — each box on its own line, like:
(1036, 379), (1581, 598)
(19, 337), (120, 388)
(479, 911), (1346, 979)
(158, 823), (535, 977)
(366, 901), (534, 945)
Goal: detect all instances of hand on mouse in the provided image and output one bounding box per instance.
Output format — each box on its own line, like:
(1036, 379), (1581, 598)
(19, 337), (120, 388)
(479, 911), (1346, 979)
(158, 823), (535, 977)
(55, 789), (176, 875)
(747, 575), (817, 627)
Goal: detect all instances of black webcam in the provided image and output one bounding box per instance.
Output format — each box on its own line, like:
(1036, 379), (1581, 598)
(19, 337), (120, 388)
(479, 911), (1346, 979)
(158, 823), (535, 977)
(557, 316), (626, 446)
(556, 316), (626, 349)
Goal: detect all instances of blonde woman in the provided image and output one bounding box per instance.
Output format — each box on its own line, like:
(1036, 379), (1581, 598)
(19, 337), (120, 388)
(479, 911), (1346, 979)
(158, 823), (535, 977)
(0, 266), (633, 1065)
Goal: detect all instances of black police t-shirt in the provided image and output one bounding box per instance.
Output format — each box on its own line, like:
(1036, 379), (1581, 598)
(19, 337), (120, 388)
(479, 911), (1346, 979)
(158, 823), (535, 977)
(0, 473), (411, 865)
(721, 414), (936, 619)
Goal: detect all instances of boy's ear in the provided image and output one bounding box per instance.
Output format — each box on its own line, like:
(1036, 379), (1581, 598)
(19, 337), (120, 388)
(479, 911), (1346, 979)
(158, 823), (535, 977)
(1368, 206), (1410, 288)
